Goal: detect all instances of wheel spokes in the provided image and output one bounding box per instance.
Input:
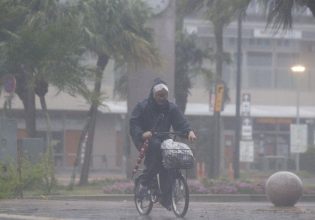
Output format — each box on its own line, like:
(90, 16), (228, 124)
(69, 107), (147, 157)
(173, 180), (186, 211)
(171, 176), (189, 218)
(135, 184), (153, 215)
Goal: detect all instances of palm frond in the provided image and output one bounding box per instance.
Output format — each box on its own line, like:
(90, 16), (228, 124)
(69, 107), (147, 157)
(260, 0), (310, 31)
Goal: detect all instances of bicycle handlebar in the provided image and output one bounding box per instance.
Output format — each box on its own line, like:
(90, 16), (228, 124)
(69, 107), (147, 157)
(152, 131), (186, 136)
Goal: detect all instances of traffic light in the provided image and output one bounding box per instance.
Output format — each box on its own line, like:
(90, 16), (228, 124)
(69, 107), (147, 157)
(214, 83), (224, 112)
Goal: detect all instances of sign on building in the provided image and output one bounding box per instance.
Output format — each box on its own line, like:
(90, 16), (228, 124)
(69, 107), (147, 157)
(241, 93), (251, 116)
(240, 140), (254, 162)
(290, 124), (308, 153)
(241, 93), (252, 140)
(241, 117), (253, 140)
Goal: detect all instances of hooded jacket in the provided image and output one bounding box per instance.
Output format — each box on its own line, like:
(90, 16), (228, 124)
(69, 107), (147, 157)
(129, 78), (192, 148)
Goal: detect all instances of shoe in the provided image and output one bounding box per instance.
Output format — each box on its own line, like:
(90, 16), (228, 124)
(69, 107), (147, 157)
(159, 199), (171, 211)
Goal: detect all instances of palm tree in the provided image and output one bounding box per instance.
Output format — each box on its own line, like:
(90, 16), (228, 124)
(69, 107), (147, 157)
(77, 0), (159, 185)
(1, 0), (87, 137)
(1, 0), (88, 191)
(175, 0), (212, 113)
(175, 33), (212, 113)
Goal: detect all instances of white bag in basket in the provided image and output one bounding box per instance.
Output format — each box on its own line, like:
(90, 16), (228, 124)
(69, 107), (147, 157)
(161, 139), (194, 169)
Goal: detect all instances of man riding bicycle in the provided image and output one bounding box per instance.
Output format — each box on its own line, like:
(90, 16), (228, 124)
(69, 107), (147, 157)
(129, 78), (196, 210)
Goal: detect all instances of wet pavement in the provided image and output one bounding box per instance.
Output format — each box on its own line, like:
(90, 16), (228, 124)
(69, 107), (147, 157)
(0, 199), (314, 220)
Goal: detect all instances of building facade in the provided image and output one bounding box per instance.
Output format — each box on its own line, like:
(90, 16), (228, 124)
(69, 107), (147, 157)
(184, 1), (315, 172)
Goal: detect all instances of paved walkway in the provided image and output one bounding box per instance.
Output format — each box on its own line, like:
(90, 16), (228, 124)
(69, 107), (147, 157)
(0, 200), (315, 220)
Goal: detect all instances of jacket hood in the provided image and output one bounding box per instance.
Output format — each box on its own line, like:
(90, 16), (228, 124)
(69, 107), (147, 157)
(147, 77), (169, 114)
(148, 77), (168, 99)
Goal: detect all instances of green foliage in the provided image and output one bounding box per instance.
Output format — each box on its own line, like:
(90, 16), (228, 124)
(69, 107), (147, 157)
(174, 0), (215, 113)
(79, 0), (158, 66)
(175, 32), (213, 112)
(0, 162), (20, 199)
(0, 160), (40, 199)
(260, 0), (315, 31)
(0, 151), (57, 199)
(2, 2), (88, 92)
(39, 145), (57, 194)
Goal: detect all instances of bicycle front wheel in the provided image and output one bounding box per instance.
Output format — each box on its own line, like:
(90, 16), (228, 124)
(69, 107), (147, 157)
(134, 175), (153, 216)
(171, 174), (189, 217)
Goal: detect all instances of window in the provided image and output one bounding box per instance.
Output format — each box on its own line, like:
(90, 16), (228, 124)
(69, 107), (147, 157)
(248, 67), (273, 88)
(247, 38), (271, 48)
(247, 52), (273, 88)
(37, 131), (64, 167)
(247, 52), (272, 66)
(275, 68), (294, 89)
(274, 53), (312, 90)
(222, 64), (233, 88)
(276, 53), (298, 67)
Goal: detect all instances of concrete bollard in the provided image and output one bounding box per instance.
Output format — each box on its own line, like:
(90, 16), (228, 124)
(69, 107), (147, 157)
(265, 171), (303, 207)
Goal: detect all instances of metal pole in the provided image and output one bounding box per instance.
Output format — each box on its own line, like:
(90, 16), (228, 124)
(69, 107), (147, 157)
(234, 10), (242, 179)
(291, 65), (305, 172)
(296, 76), (300, 171)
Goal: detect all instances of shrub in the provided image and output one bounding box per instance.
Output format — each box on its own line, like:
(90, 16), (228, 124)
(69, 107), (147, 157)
(188, 179), (210, 194)
(202, 178), (265, 194)
(0, 154), (57, 199)
(0, 162), (20, 198)
(235, 181), (265, 194)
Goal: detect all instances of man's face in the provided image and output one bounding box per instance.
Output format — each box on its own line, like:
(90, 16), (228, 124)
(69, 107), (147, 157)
(153, 89), (168, 105)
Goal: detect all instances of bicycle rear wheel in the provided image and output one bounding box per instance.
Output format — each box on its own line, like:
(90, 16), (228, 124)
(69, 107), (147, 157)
(171, 174), (189, 217)
(134, 175), (153, 215)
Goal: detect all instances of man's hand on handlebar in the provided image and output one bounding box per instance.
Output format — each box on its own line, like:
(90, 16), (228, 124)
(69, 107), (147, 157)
(142, 130), (196, 142)
(188, 130), (197, 142)
(142, 131), (152, 140)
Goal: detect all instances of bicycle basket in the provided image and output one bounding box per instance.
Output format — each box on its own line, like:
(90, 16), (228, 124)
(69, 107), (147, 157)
(161, 139), (194, 169)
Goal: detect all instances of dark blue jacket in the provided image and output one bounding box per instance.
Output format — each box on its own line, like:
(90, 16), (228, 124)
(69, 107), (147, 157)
(129, 79), (192, 148)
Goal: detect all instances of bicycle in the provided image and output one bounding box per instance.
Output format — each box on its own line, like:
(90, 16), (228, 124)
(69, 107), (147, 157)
(133, 131), (194, 218)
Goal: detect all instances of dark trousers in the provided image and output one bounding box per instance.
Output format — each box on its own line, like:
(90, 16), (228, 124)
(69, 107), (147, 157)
(141, 138), (171, 204)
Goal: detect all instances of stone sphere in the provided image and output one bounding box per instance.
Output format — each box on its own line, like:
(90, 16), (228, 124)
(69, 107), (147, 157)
(265, 171), (303, 207)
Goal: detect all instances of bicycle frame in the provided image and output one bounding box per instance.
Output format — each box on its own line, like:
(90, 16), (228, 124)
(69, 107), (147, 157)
(132, 131), (185, 177)
(147, 168), (183, 202)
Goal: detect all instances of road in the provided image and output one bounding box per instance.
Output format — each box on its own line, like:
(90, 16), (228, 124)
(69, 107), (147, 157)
(0, 199), (314, 220)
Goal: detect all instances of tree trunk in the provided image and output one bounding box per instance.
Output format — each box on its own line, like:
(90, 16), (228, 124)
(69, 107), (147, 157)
(35, 80), (50, 147)
(68, 118), (90, 189)
(175, 67), (189, 113)
(15, 66), (36, 137)
(26, 86), (36, 137)
(79, 54), (109, 186)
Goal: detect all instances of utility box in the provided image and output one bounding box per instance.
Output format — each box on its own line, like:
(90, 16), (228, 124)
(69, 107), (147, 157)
(20, 138), (45, 164)
(0, 118), (17, 163)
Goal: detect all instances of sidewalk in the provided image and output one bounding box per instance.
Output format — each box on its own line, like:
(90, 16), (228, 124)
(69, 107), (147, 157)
(50, 170), (315, 203)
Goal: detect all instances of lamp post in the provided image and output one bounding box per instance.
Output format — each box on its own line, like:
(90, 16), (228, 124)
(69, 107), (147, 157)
(290, 65), (305, 171)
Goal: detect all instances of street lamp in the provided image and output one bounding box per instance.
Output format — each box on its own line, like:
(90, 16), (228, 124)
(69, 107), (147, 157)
(291, 65), (305, 124)
(290, 64), (306, 171)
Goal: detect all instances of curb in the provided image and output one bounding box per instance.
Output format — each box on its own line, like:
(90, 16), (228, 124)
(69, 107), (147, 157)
(25, 194), (315, 203)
